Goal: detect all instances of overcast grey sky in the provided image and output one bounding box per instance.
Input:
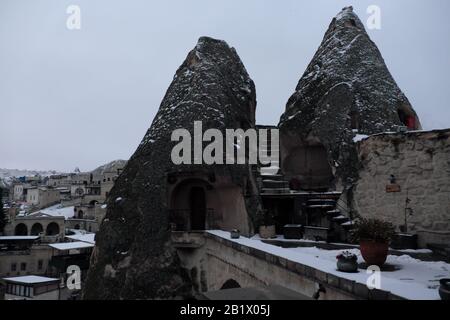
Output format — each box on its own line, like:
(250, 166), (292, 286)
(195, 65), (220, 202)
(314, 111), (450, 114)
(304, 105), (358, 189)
(1, 0), (449, 172)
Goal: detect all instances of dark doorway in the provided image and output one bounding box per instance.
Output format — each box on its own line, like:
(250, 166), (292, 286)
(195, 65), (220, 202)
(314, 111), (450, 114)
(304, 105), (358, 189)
(262, 198), (295, 234)
(189, 187), (206, 230)
(221, 279), (241, 290)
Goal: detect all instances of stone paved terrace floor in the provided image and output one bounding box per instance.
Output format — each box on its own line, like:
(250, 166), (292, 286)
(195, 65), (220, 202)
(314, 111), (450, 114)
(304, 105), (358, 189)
(208, 230), (450, 300)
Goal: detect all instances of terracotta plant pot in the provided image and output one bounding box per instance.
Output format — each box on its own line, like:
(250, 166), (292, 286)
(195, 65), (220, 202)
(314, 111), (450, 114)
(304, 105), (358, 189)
(359, 240), (389, 267)
(259, 225), (276, 239)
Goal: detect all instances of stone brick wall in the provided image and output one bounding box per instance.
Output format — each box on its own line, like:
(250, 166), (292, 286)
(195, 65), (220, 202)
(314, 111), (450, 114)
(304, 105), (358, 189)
(353, 129), (450, 247)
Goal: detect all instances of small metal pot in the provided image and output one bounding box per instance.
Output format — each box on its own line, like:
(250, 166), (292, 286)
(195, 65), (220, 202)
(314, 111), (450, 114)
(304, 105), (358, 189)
(337, 259), (358, 273)
(230, 229), (240, 239)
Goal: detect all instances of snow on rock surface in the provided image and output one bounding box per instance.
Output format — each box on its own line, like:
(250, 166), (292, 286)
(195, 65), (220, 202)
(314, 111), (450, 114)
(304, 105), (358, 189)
(210, 230), (449, 300)
(353, 134), (369, 143)
(84, 36), (260, 300)
(278, 6), (422, 186)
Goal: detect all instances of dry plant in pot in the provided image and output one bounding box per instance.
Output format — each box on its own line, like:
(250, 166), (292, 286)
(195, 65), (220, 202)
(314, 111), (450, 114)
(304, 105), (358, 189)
(351, 218), (395, 267)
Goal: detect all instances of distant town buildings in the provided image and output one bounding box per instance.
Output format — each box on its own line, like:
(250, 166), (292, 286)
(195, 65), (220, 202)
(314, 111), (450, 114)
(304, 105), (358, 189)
(0, 160), (125, 300)
(2, 275), (60, 300)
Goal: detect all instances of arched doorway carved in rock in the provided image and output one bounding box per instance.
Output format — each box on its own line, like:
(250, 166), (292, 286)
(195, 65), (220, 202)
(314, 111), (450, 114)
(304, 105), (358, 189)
(169, 178), (221, 231)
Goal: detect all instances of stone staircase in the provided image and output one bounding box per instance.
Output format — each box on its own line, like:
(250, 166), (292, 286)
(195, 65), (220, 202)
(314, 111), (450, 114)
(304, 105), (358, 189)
(303, 197), (355, 243)
(260, 174), (290, 194)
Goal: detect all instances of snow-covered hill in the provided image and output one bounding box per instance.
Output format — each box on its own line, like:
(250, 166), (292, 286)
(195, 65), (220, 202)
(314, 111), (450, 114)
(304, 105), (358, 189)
(91, 160), (127, 175)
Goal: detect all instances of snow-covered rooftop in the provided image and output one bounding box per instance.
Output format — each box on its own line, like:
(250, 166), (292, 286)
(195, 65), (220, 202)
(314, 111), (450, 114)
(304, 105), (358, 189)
(28, 204), (75, 220)
(2, 275), (59, 284)
(0, 236), (39, 241)
(49, 241), (94, 250)
(208, 230), (449, 300)
(65, 233), (96, 244)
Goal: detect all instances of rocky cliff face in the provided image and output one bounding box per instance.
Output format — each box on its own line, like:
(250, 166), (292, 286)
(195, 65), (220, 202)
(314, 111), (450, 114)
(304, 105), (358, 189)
(279, 6), (421, 188)
(83, 37), (259, 299)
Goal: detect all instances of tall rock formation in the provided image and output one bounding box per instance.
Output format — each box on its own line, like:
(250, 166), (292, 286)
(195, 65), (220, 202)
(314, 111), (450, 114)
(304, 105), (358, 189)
(279, 6), (421, 190)
(83, 37), (261, 299)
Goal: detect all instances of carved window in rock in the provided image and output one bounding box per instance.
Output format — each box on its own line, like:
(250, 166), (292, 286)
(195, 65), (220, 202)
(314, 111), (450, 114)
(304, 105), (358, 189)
(350, 111), (359, 130)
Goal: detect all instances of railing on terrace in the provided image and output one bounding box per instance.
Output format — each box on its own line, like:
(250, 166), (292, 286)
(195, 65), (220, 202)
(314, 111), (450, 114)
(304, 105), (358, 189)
(169, 208), (222, 232)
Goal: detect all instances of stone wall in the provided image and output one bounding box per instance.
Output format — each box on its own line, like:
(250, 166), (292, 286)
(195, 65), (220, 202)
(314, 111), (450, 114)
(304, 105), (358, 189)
(0, 245), (54, 278)
(353, 129), (450, 247)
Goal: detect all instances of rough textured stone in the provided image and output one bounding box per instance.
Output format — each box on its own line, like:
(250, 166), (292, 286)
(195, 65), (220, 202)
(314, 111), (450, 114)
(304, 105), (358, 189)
(278, 6), (421, 188)
(353, 129), (450, 247)
(83, 37), (261, 299)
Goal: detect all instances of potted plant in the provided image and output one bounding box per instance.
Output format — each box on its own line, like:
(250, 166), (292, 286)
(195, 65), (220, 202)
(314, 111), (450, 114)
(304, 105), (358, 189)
(439, 278), (450, 300)
(258, 210), (277, 239)
(336, 251), (358, 273)
(351, 218), (395, 267)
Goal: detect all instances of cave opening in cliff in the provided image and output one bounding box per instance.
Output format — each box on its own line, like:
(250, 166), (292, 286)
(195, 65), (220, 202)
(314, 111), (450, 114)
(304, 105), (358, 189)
(168, 175), (250, 234)
(282, 143), (333, 191)
(397, 105), (420, 130)
(169, 178), (211, 231)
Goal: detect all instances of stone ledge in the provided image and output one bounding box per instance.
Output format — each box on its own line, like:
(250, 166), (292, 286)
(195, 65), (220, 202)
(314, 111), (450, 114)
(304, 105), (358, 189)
(205, 232), (405, 300)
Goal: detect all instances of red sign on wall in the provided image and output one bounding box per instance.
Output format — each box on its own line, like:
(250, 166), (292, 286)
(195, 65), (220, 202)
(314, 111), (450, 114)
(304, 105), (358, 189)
(386, 184), (401, 193)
